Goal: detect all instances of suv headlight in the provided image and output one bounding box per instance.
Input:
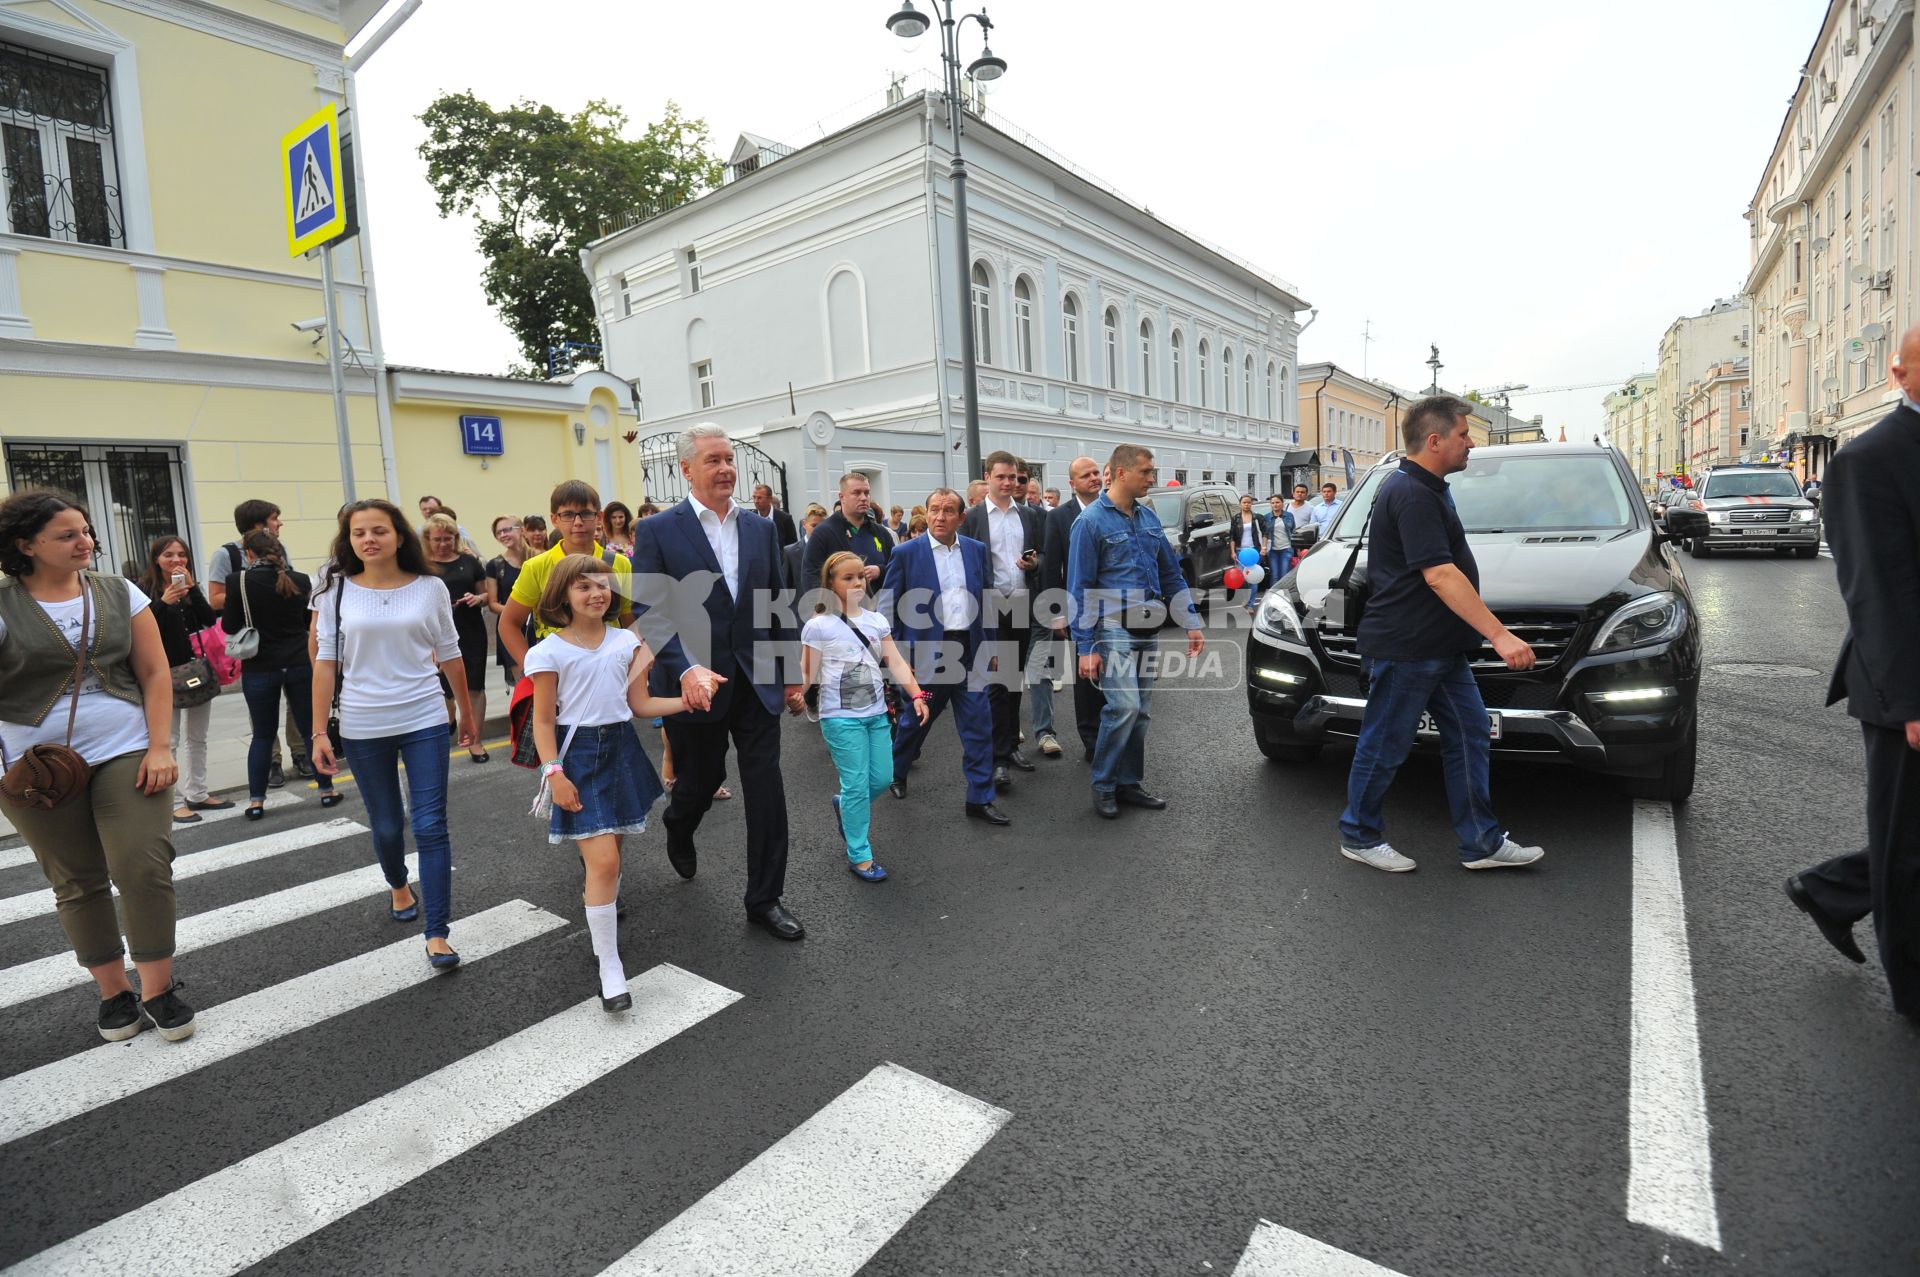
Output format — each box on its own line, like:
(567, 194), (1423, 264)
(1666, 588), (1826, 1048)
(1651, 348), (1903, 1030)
(1795, 508), (1815, 522)
(1255, 590), (1310, 648)
(1592, 591), (1688, 654)
(1707, 510), (1729, 524)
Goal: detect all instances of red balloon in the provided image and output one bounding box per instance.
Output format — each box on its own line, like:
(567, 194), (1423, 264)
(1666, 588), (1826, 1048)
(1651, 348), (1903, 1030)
(1223, 567), (1246, 590)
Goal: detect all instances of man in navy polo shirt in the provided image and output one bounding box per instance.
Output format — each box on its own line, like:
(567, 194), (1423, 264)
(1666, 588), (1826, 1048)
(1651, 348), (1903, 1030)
(1337, 395), (1546, 873)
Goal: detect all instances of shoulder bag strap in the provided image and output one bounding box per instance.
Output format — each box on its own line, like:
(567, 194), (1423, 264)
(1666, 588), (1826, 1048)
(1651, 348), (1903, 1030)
(61, 578), (91, 748)
(330, 579), (346, 716)
(836, 613), (886, 673)
(1331, 492), (1378, 593)
(239, 567), (257, 632)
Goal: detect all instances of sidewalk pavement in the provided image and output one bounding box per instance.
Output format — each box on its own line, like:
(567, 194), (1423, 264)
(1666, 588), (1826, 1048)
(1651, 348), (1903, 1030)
(0, 685), (508, 841)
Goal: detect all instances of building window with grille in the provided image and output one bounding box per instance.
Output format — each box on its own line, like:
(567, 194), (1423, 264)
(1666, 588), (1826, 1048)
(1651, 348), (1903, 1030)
(1170, 329), (1185, 401)
(694, 359), (715, 409)
(1061, 293), (1081, 383)
(0, 41), (125, 247)
(970, 262), (993, 366)
(1197, 339), (1209, 406)
(1221, 346), (1234, 413)
(1138, 319), (1154, 396)
(1012, 275), (1035, 373)
(1243, 356), (1254, 415)
(1103, 307), (1119, 389)
(684, 247), (701, 294)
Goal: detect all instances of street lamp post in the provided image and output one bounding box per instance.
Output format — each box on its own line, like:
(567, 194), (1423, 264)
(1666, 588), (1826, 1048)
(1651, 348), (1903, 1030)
(885, 1), (1007, 482)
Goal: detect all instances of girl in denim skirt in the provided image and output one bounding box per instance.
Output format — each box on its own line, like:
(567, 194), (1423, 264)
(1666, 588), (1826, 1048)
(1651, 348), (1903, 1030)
(525, 554), (686, 1012)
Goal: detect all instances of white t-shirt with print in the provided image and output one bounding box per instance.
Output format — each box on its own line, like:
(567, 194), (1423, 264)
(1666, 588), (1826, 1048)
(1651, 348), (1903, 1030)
(523, 628), (641, 727)
(0, 578), (152, 765)
(801, 608), (890, 720)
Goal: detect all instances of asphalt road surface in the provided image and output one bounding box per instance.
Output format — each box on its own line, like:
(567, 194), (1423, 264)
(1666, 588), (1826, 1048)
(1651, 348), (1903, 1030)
(1, 550), (1912, 1276)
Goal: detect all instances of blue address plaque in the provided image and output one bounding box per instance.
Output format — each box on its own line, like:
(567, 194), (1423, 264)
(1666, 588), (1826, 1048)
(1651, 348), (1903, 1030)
(459, 414), (503, 456)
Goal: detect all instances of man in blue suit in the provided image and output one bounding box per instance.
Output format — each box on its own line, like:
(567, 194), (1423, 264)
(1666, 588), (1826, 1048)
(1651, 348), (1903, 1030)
(629, 424), (806, 941)
(877, 487), (1008, 826)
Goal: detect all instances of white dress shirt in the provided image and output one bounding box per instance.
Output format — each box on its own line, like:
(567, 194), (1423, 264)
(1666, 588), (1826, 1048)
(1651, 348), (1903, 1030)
(687, 496), (741, 599)
(984, 497), (1027, 595)
(927, 535), (975, 629)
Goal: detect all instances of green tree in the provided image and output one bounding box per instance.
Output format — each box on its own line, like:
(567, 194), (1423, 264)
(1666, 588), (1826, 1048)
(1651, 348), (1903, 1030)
(417, 94), (724, 375)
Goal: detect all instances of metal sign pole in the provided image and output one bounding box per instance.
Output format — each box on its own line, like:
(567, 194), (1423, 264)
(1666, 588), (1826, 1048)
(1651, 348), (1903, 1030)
(319, 241), (355, 501)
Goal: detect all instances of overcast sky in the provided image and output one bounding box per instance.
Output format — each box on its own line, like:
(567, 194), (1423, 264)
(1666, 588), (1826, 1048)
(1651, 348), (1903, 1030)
(351, 0), (1817, 435)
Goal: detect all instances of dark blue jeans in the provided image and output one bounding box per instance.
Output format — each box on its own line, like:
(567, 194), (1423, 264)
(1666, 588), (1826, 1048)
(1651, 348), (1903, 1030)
(341, 724), (453, 940)
(242, 664), (330, 802)
(1338, 654), (1503, 862)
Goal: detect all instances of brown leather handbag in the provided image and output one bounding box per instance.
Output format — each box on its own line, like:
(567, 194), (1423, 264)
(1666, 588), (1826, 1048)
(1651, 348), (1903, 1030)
(1, 583), (95, 811)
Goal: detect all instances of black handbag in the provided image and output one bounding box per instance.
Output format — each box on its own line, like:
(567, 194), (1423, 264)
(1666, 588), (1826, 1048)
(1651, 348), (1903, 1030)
(170, 655), (219, 708)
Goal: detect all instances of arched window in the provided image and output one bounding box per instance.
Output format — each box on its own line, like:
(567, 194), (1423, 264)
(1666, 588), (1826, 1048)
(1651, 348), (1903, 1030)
(1062, 293), (1082, 383)
(1170, 330), (1185, 401)
(1013, 275), (1035, 373)
(1265, 362), (1276, 418)
(1138, 318), (1154, 396)
(1272, 363), (1287, 422)
(1221, 345), (1234, 412)
(1197, 339), (1211, 407)
(1103, 308), (1120, 389)
(1244, 355), (1255, 416)
(970, 262), (993, 366)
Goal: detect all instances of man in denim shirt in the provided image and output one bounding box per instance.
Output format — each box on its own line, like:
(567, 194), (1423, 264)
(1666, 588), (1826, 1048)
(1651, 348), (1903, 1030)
(1337, 395), (1545, 873)
(1067, 443), (1205, 819)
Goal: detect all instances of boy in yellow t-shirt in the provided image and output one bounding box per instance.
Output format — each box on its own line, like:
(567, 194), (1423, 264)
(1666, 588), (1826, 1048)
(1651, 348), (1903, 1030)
(498, 480), (633, 668)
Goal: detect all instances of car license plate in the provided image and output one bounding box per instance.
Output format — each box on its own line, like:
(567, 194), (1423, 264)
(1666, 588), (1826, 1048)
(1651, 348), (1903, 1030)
(1742, 526), (1775, 535)
(1415, 711), (1502, 740)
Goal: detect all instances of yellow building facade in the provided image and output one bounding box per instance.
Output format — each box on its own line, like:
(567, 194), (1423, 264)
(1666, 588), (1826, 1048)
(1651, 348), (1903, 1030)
(0, 0), (640, 574)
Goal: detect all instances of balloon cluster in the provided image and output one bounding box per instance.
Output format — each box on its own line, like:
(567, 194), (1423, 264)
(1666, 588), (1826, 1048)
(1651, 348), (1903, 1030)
(1224, 545), (1265, 591)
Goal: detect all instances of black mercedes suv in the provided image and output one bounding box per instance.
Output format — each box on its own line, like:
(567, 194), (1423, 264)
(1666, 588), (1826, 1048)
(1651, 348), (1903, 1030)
(1246, 443), (1706, 801)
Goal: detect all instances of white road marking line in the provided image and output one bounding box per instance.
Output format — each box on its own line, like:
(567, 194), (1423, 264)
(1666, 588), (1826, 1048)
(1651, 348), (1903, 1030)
(1231, 1219), (1410, 1276)
(1628, 799), (1722, 1251)
(0, 794), (307, 868)
(11, 964), (741, 1277)
(0, 855), (416, 1011)
(0, 900), (565, 1145)
(0, 819), (368, 927)
(603, 1062), (1010, 1276)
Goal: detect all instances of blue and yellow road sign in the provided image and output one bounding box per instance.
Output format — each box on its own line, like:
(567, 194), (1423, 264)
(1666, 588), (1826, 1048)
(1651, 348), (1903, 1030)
(281, 102), (346, 257)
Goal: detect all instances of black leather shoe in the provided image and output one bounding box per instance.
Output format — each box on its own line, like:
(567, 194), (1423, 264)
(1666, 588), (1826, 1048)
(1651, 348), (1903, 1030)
(993, 764), (1012, 790)
(748, 902), (805, 941)
(966, 801), (1011, 826)
(1116, 784), (1168, 810)
(1093, 791), (1120, 819)
(1785, 874), (1866, 963)
(666, 829), (697, 881)
(889, 778), (908, 800)
(1008, 747), (1036, 772)
(601, 991), (632, 1013)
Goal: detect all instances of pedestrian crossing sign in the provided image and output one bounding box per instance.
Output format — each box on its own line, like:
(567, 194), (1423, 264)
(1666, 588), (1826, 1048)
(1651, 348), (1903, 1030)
(281, 102), (346, 256)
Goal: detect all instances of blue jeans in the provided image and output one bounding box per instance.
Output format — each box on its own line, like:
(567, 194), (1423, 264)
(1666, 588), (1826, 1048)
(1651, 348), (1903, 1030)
(1027, 626), (1060, 736)
(341, 724), (454, 939)
(1089, 624), (1156, 795)
(242, 664), (330, 802)
(820, 713), (893, 863)
(1338, 654), (1503, 862)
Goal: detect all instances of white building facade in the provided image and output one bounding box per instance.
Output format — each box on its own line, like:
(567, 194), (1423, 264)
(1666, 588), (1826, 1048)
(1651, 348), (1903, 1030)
(580, 91), (1309, 513)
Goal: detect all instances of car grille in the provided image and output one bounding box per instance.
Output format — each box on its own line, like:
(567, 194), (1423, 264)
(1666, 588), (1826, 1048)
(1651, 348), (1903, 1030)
(1316, 610), (1583, 673)
(1728, 508), (1790, 524)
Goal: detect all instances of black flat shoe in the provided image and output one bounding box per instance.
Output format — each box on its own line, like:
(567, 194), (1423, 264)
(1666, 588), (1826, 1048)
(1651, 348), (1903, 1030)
(244, 804), (265, 822)
(747, 902), (805, 941)
(888, 778), (908, 800)
(1093, 791), (1120, 819)
(966, 801), (1011, 826)
(1785, 874), (1866, 963)
(184, 797), (233, 811)
(601, 991), (633, 1012)
(469, 749), (490, 764)
(173, 810), (202, 824)
(319, 791), (344, 808)
(1116, 784), (1168, 810)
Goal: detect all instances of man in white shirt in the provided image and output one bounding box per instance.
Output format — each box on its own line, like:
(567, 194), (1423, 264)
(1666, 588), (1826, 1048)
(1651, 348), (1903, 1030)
(960, 451), (1046, 788)
(1309, 482), (1344, 537)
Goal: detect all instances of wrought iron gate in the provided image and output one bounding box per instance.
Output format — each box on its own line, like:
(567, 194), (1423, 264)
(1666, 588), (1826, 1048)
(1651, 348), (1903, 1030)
(634, 431), (788, 510)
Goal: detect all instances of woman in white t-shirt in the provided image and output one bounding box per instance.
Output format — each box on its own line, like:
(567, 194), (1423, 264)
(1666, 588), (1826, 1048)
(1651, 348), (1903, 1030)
(310, 499), (476, 971)
(798, 551), (930, 883)
(0, 490), (195, 1044)
(525, 554), (684, 1013)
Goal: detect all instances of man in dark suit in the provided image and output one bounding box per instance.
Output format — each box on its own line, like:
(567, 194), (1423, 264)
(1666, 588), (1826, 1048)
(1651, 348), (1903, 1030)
(1787, 324), (1920, 1020)
(631, 426), (805, 941)
(960, 450), (1046, 789)
(1041, 455), (1106, 760)
(878, 487), (1006, 824)
(752, 483), (797, 548)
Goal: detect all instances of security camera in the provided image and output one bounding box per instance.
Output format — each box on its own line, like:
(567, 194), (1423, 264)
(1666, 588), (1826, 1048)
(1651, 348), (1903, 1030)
(291, 317), (327, 333)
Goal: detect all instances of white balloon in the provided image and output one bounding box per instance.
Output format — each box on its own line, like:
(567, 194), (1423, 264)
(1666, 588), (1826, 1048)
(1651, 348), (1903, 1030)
(1241, 564), (1265, 586)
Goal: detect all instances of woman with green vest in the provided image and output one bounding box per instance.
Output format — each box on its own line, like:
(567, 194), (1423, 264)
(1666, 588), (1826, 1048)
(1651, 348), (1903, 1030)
(0, 490), (195, 1043)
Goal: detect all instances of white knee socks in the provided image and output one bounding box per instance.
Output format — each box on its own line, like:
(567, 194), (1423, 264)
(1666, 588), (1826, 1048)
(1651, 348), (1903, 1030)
(584, 901), (626, 1000)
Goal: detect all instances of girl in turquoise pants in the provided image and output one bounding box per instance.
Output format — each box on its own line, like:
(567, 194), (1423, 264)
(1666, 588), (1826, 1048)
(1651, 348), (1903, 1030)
(799, 552), (930, 882)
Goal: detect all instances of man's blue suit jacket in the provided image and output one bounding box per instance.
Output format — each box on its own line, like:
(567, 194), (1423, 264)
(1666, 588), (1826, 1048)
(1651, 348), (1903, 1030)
(878, 533), (990, 677)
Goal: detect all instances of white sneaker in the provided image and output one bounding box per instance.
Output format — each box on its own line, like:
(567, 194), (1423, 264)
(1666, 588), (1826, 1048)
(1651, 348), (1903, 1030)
(1340, 842), (1417, 873)
(1462, 837), (1545, 870)
(1038, 731), (1063, 757)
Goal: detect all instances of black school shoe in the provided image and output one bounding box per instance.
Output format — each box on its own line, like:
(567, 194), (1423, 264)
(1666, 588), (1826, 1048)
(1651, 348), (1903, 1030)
(98, 990), (144, 1042)
(140, 981), (197, 1042)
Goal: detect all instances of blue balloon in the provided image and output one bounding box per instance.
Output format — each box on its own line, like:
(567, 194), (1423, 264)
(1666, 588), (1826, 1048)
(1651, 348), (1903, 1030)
(1237, 546), (1260, 567)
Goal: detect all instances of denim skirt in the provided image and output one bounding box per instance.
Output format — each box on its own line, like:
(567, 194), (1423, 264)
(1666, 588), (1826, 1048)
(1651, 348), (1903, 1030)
(548, 721), (666, 845)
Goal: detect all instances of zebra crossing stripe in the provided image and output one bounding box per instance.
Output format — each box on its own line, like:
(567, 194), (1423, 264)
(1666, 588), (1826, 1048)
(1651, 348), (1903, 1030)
(11, 964), (741, 1276)
(1231, 1220), (1410, 1276)
(0, 855), (416, 1011)
(0, 794), (305, 870)
(0, 900), (565, 1146)
(602, 1062), (1010, 1276)
(0, 819), (368, 928)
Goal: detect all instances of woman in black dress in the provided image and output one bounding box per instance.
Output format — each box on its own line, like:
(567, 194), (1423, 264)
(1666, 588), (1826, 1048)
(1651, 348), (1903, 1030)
(424, 513), (490, 761)
(138, 535), (231, 824)
(483, 514), (529, 688)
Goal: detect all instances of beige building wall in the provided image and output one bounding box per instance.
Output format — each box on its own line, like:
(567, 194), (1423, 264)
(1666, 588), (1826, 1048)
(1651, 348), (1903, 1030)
(1297, 362), (1399, 491)
(1652, 299), (1750, 482)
